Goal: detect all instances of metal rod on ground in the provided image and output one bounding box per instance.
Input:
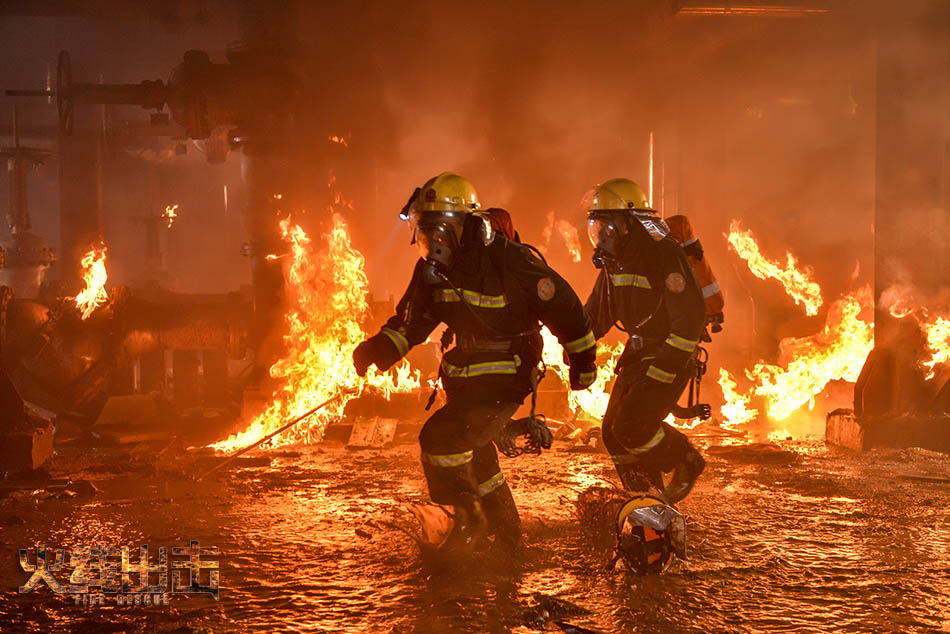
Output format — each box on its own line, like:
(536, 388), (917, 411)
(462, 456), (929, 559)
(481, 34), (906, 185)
(198, 388), (357, 480)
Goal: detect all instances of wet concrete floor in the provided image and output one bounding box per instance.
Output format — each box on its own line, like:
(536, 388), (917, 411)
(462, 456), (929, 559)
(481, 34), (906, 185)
(1, 431), (949, 633)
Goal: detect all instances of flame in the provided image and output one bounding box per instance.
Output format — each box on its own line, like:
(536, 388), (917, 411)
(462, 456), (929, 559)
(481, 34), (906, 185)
(555, 219), (581, 263)
(210, 213), (420, 453)
(161, 204), (179, 228)
(538, 212), (581, 263)
(540, 326), (623, 421)
(727, 219), (823, 316)
(73, 244), (109, 320)
(328, 135), (349, 148)
(922, 317), (950, 379)
(767, 428), (792, 442)
(880, 284), (950, 380)
(718, 368), (758, 428)
(744, 287), (874, 421)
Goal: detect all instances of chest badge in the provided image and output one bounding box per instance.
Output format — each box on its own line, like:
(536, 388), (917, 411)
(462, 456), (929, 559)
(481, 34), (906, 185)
(665, 272), (686, 294)
(537, 277), (556, 301)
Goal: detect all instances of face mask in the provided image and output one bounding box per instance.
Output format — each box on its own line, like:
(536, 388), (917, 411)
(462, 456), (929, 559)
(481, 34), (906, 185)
(588, 214), (627, 268)
(409, 211), (466, 283)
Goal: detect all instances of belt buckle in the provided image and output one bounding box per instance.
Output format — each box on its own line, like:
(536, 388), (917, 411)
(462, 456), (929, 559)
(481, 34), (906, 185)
(628, 334), (644, 353)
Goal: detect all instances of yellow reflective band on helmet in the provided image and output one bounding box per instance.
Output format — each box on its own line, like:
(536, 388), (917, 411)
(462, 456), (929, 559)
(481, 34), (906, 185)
(664, 333), (699, 354)
(477, 471), (506, 497)
(702, 280), (721, 299)
(442, 355), (521, 378)
(422, 450), (474, 468)
(381, 327), (409, 357)
(610, 273), (651, 289)
(646, 365), (676, 384)
(564, 331), (596, 354)
(628, 426), (666, 455)
(434, 288), (508, 308)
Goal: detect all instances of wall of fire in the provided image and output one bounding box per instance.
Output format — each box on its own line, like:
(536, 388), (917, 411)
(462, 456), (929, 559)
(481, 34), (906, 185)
(0, 1), (946, 436)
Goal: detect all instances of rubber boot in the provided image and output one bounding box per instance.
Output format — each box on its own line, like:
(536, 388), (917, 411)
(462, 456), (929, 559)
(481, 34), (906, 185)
(663, 444), (706, 504)
(442, 494), (488, 552)
(481, 482), (522, 551)
(615, 462), (664, 495)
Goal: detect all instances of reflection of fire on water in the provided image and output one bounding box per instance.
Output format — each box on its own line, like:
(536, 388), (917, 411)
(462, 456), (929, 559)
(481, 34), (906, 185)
(210, 214), (420, 453)
(73, 244), (109, 320)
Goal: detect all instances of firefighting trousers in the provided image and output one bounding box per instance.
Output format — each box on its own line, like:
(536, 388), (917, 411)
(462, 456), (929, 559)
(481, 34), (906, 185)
(418, 396), (520, 507)
(602, 360), (696, 488)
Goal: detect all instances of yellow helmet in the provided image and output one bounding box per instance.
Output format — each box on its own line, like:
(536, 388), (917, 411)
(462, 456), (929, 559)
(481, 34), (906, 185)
(403, 173), (483, 273)
(414, 172), (480, 213)
(585, 178), (652, 212)
(615, 494), (686, 574)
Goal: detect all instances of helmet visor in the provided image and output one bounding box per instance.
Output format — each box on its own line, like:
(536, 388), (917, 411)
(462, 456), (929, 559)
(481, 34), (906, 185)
(587, 214), (626, 256)
(409, 210), (465, 264)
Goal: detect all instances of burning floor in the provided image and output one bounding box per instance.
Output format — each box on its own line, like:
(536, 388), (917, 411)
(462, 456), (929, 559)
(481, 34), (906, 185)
(1, 428), (949, 633)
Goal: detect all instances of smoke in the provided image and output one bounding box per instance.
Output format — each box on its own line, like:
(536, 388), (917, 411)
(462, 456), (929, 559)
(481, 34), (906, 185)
(7, 1), (950, 428)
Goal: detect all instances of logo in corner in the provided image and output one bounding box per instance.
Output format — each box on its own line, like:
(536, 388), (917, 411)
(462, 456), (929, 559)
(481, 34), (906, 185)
(665, 272), (686, 294)
(537, 278), (556, 301)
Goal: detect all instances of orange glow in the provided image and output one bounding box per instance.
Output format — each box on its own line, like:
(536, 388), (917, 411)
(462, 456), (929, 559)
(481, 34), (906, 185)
(727, 220), (823, 316)
(540, 326), (622, 422)
(745, 287), (873, 421)
(718, 368), (758, 428)
(538, 212), (581, 263)
(210, 213), (419, 453)
(555, 219), (582, 263)
(922, 317), (950, 379)
(73, 244), (109, 320)
(882, 285), (950, 380)
(161, 204), (179, 228)
(328, 135), (349, 148)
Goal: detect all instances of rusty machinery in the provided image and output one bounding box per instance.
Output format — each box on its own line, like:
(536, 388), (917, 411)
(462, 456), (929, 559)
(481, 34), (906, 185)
(0, 107), (56, 298)
(6, 46), (301, 363)
(0, 283), (250, 416)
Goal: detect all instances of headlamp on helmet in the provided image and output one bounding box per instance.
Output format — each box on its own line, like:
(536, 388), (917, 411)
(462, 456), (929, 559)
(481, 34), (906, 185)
(400, 172), (481, 280)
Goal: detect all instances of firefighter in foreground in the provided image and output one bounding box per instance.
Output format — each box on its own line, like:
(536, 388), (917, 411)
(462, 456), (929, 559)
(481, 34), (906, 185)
(353, 172), (597, 549)
(583, 178), (707, 504)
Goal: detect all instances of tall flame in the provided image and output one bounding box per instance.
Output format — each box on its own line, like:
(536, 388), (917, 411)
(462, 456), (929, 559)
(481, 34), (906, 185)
(744, 286), (873, 421)
(73, 244), (109, 320)
(539, 327), (623, 422)
(538, 212), (582, 263)
(922, 317), (950, 379)
(718, 368), (758, 428)
(727, 219), (823, 316)
(162, 204), (179, 228)
(210, 214), (419, 452)
(555, 219), (582, 263)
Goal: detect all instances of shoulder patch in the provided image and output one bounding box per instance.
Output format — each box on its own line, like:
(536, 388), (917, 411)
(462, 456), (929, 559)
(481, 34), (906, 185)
(665, 272), (686, 294)
(537, 277), (556, 301)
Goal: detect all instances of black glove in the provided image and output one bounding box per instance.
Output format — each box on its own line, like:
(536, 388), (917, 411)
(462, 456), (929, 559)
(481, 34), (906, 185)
(353, 332), (399, 377)
(567, 348), (597, 390)
(707, 311), (724, 334)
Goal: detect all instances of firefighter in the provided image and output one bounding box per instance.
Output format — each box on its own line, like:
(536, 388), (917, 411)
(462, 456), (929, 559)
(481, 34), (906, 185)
(665, 214), (725, 333)
(353, 172), (597, 549)
(582, 177), (706, 504)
